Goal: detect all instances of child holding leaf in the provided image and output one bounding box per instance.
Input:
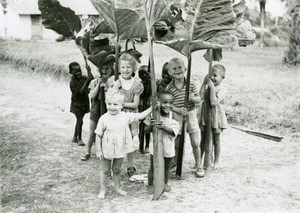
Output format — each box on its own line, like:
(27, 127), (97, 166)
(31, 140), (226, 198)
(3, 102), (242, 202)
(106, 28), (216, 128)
(198, 64), (228, 169)
(113, 53), (144, 177)
(81, 56), (115, 161)
(165, 57), (205, 178)
(145, 90), (180, 193)
(69, 62), (93, 146)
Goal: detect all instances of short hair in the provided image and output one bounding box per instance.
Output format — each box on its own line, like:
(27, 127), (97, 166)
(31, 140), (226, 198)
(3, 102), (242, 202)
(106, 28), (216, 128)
(138, 65), (149, 73)
(168, 58), (185, 70)
(119, 53), (138, 72)
(105, 88), (124, 103)
(212, 64), (226, 78)
(158, 90), (174, 100)
(69, 62), (80, 73)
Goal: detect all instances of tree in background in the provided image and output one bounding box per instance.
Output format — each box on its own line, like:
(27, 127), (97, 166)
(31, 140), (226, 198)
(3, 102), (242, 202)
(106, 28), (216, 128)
(283, 0), (300, 65)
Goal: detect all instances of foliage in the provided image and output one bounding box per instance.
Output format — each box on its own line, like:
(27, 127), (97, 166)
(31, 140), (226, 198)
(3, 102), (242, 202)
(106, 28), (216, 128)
(283, 2), (300, 65)
(155, 0), (237, 56)
(38, 0), (81, 39)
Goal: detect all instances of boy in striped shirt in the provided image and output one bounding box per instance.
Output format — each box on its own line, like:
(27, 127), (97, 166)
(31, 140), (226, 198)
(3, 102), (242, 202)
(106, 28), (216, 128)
(166, 57), (205, 178)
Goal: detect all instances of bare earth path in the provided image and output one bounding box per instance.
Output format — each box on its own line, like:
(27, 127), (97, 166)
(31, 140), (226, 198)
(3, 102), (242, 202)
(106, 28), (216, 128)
(1, 63), (299, 212)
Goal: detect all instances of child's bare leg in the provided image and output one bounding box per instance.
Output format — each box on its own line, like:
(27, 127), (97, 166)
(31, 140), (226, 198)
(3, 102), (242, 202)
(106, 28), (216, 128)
(190, 132), (201, 167)
(164, 157), (172, 192)
(171, 136), (180, 168)
(112, 158), (127, 196)
(98, 158), (111, 199)
(200, 130), (205, 164)
(85, 120), (97, 155)
(213, 133), (220, 169)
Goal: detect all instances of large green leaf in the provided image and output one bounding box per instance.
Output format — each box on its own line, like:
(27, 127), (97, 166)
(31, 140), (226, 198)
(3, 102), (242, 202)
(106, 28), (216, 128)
(90, 0), (146, 40)
(154, 0), (238, 56)
(38, 0), (81, 38)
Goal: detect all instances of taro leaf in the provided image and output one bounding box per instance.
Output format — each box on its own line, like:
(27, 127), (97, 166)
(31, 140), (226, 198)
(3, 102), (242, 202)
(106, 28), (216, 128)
(90, 0), (144, 40)
(38, 0), (81, 38)
(154, 0), (238, 56)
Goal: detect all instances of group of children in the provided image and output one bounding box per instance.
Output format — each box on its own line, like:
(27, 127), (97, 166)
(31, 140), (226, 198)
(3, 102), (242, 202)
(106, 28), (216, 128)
(69, 53), (228, 199)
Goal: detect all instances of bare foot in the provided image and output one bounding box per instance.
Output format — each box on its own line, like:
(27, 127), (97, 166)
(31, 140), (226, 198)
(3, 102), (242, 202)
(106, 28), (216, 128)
(164, 184), (171, 192)
(97, 191), (106, 199)
(148, 185), (154, 194)
(214, 162), (219, 170)
(116, 188), (127, 196)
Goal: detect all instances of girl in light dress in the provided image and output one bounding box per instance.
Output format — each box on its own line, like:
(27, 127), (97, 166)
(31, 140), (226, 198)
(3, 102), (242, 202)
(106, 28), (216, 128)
(113, 53), (144, 177)
(95, 89), (152, 199)
(198, 64), (228, 169)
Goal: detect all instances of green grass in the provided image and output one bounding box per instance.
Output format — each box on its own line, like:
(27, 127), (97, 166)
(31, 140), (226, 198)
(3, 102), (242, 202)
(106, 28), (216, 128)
(1, 39), (299, 135)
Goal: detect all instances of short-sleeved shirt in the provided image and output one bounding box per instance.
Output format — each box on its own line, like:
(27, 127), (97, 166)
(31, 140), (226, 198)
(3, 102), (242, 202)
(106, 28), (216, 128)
(166, 78), (198, 111)
(94, 112), (140, 159)
(70, 76), (90, 115)
(144, 113), (180, 158)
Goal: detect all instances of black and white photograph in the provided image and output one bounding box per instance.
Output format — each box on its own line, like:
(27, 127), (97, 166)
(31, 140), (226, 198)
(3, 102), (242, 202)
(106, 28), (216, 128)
(1, 0), (299, 212)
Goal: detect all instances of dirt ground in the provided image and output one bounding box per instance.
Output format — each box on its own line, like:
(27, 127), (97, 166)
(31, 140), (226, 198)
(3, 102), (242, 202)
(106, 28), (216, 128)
(0, 63), (299, 213)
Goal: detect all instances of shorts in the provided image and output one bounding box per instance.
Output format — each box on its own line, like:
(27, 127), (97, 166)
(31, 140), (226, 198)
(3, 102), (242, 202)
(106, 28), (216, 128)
(200, 125), (223, 134)
(173, 109), (200, 135)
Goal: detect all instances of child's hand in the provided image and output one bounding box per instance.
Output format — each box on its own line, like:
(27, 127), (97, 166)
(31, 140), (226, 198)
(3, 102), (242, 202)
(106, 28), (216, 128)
(156, 100), (160, 109)
(180, 107), (188, 116)
(150, 119), (156, 127)
(207, 78), (214, 88)
(156, 121), (165, 129)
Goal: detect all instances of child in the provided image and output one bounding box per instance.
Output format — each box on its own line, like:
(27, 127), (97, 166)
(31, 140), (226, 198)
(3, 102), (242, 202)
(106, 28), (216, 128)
(157, 62), (172, 92)
(69, 62), (93, 146)
(165, 57), (205, 178)
(95, 88), (152, 199)
(138, 65), (151, 153)
(145, 91), (180, 193)
(81, 59), (114, 161)
(198, 64), (228, 169)
(113, 53), (144, 177)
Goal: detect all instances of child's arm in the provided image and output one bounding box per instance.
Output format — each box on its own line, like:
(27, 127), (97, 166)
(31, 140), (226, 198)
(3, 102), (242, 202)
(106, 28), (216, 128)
(137, 106), (153, 120)
(95, 135), (104, 160)
(207, 78), (218, 106)
(144, 118), (155, 134)
(89, 79), (101, 99)
(79, 76), (93, 94)
(123, 94), (140, 109)
(86, 65), (94, 79)
(199, 75), (208, 100)
(171, 106), (188, 116)
(157, 121), (175, 136)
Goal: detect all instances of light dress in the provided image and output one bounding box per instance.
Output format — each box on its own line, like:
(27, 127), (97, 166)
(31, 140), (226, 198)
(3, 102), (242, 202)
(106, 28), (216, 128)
(144, 112), (180, 158)
(113, 76), (144, 152)
(94, 111), (140, 160)
(197, 84), (228, 132)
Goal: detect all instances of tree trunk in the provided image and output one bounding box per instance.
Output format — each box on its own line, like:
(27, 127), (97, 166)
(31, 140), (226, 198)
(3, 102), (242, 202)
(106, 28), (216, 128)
(259, 0), (266, 47)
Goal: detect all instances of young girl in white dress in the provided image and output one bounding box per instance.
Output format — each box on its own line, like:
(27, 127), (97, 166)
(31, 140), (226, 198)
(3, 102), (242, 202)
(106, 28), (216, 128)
(95, 88), (152, 199)
(113, 53), (144, 177)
